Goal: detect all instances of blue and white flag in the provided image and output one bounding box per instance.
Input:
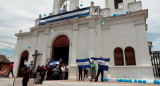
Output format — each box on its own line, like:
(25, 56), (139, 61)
(50, 61), (59, 66)
(76, 58), (90, 69)
(91, 57), (110, 71)
(39, 7), (89, 25)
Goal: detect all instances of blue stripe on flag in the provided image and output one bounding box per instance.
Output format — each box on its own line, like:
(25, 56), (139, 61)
(76, 58), (90, 62)
(78, 65), (90, 69)
(99, 65), (109, 71)
(91, 57), (110, 61)
(76, 58), (90, 69)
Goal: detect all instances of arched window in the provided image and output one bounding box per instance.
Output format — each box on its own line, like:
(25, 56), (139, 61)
(125, 47), (136, 65)
(114, 47), (124, 66)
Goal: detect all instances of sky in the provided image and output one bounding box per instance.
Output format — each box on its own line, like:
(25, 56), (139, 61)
(0, 0), (160, 57)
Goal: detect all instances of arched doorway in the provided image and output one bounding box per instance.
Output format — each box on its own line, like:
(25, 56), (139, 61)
(18, 51), (29, 77)
(52, 35), (69, 64)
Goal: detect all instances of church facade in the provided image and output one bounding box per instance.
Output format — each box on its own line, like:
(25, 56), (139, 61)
(13, 0), (154, 80)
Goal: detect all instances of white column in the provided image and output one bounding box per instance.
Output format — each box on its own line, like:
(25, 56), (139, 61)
(69, 0), (79, 11)
(68, 23), (78, 80)
(41, 29), (50, 65)
(105, 0), (109, 8)
(53, 0), (60, 14)
(96, 21), (103, 57)
(88, 21), (96, 58)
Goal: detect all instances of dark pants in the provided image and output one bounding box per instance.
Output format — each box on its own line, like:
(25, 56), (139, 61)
(79, 69), (82, 80)
(40, 74), (45, 84)
(22, 79), (29, 86)
(7, 70), (14, 77)
(65, 72), (68, 80)
(95, 69), (104, 82)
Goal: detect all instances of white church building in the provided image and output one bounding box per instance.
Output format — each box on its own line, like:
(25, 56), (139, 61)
(13, 0), (154, 80)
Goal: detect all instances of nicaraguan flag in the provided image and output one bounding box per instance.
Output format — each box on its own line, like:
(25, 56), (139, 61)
(76, 58), (91, 69)
(50, 61), (59, 66)
(91, 57), (110, 71)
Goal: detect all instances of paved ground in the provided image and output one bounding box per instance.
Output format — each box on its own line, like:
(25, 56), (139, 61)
(0, 78), (160, 86)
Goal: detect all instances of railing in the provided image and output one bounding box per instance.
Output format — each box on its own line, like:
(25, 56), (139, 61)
(151, 51), (160, 77)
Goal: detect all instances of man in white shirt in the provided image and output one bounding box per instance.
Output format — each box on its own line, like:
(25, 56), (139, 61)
(61, 63), (65, 80)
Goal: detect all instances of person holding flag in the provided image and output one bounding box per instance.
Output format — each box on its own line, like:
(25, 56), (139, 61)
(91, 57), (110, 82)
(90, 60), (96, 81)
(76, 58), (91, 81)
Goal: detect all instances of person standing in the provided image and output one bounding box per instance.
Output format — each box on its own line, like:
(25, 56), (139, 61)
(22, 67), (32, 86)
(46, 65), (52, 80)
(35, 65), (41, 84)
(90, 60), (96, 81)
(52, 65), (60, 80)
(78, 68), (83, 81)
(95, 57), (104, 82)
(40, 65), (46, 84)
(29, 61), (34, 78)
(61, 63), (65, 80)
(29, 61), (34, 71)
(84, 68), (89, 81)
(58, 64), (62, 80)
(64, 64), (69, 80)
(7, 62), (14, 77)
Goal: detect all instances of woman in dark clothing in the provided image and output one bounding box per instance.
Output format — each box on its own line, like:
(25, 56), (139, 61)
(22, 67), (32, 86)
(47, 65), (52, 80)
(40, 65), (46, 84)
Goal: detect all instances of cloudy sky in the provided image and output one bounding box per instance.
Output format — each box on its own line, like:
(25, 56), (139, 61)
(0, 0), (160, 57)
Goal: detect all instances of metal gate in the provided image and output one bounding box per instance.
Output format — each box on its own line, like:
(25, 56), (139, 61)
(151, 51), (160, 77)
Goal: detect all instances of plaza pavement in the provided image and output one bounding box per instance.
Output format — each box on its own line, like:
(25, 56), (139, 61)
(0, 78), (159, 86)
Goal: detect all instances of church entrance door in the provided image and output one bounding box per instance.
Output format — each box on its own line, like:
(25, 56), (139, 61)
(17, 51), (29, 77)
(52, 35), (69, 64)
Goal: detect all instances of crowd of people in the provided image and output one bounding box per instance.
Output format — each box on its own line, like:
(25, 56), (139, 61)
(33, 62), (69, 84)
(0, 57), (105, 86)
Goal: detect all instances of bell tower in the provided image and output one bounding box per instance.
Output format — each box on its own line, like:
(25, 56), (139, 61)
(52, 0), (79, 15)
